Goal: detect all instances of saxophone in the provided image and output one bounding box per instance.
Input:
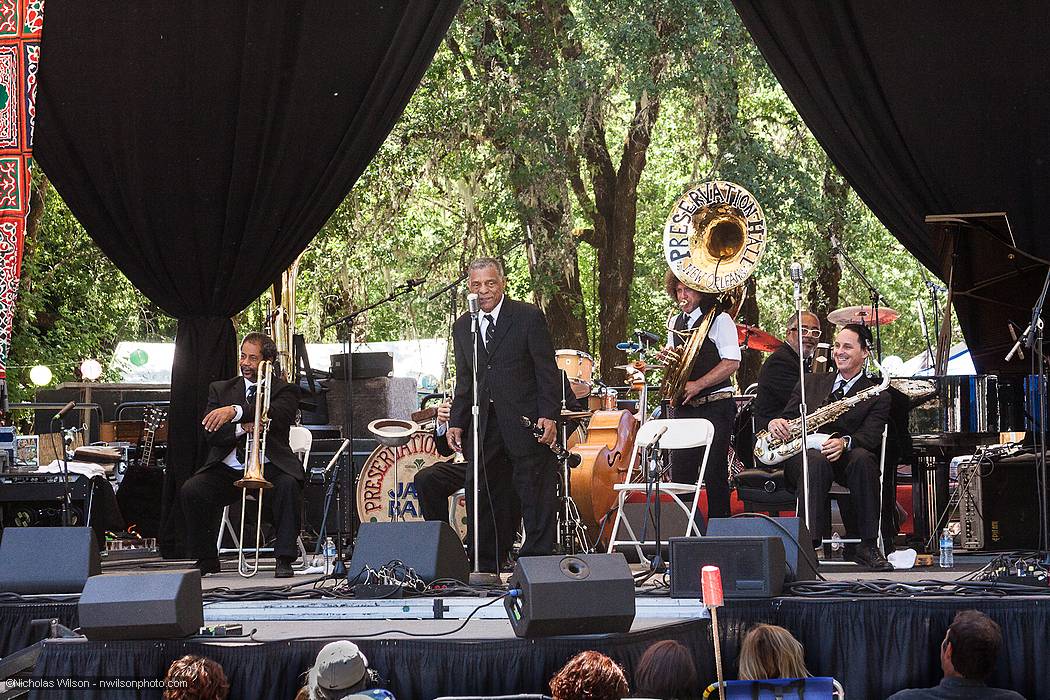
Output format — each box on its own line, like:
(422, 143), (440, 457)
(753, 372), (891, 466)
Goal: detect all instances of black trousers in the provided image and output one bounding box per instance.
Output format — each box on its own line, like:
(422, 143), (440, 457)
(460, 404), (556, 572)
(670, 397), (736, 520)
(784, 446), (882, 543)
(414, 459), (467, 522)
(180, 462), (302, 560)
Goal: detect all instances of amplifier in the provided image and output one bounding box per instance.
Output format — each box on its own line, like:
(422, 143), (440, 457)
(958, 455), (1041, 551)
(0, 473), (94, 502)
(329, 352), (393, 380)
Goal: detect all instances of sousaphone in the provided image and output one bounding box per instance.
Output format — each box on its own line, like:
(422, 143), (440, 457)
(660, 180), (768, 404)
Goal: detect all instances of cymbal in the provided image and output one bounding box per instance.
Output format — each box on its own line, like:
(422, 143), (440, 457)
(827, 305), (900, 326)
(735, 323), (783, 352)
(614, 361), (665, 372)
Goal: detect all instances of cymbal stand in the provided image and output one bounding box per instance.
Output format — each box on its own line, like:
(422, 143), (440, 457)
(555, 372), (589, 554)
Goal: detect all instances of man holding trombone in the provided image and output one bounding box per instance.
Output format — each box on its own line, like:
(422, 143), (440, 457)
(180, 332), (303, 578)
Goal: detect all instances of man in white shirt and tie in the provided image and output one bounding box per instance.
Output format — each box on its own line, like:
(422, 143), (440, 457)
(180, 333), (303, 577)
(767, 323), (892, 570)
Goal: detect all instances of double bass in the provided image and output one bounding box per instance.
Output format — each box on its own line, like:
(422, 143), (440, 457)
(569, 408), (639, 547)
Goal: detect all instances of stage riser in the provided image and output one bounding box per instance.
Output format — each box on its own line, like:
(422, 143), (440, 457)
(19, 597), (1047, 700)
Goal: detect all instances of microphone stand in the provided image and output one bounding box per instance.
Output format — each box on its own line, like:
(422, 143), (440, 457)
(312, 439), (351, 576)
(831, 236), (889, 361)
(467, 299), (496, 584)
(792, 268), (813, 537)
(645, 429), (669, 572)
(321, 279), (422, 568)
(1024, 266), (1050, 563)
(50, 409), (75, 527)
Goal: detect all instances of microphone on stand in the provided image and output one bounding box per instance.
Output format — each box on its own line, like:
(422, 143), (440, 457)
(790, 261), (804, 302)
(829, 235), (846, 272)
(467, 293), (480, 317)
(52, 401), (76, 422)
(616, 341), (641, 352)
(635, 329), (663, 346)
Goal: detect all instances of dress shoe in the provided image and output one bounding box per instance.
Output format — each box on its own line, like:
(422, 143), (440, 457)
(194, 558), (221, 576)
(274, 556), (295, 578)
(851, 543), (893, 572)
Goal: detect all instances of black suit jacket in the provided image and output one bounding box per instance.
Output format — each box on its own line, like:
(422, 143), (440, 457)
(753, 343), (803, 431)
(779, 373), (890, 453)
(201, 374), (304, 482)
(450, 297), (560, 458)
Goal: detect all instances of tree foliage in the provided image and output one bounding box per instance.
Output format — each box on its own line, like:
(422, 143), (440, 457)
(13, 1), (952, 398)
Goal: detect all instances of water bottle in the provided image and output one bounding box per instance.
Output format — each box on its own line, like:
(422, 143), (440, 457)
(323, 537), (337, 575)
(939, 529), (954, 568)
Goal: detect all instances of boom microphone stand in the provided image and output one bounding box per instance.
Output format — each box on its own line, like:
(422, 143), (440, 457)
(790, 263), (813, 536)
(321, 278), (425, 566)
(831, 234), (889, 361)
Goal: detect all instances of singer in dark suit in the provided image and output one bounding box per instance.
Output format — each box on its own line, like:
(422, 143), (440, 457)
(769, 324), (892, 571)
(446, 257), (561, 573)
(179, 333), (303, 577)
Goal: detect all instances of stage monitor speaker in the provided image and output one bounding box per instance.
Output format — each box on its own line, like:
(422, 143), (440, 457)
(0, 526), (100, 594)
(78, 570), (203, 640)
(505, 553), (635, 638)
(348, 521), (468, 584)
(706, 516), (816, 581)
(669, 536), (785, 599)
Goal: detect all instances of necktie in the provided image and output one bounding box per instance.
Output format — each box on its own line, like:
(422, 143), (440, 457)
(828, 379), (846, 404)
(484, 314), (496, 346)
(236, 384), (258, 465)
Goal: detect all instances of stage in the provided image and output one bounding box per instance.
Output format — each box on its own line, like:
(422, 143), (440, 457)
(2, 553), (1047, 700)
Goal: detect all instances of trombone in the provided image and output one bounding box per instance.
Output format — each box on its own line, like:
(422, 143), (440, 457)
(235, 359), (274, 577)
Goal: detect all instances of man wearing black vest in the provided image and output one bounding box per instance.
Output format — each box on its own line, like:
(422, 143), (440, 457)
(180, 332), (303, 578)
(446, 258), (560, 573)
(663, 270), (741, 521)
(768, 323), (892, 571)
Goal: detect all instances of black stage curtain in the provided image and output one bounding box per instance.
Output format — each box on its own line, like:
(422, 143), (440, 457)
(33, 1), (460, 556)
(730, 2), (1050, 372)
(29, 598), (1046, 699)
(0, 602), (77, 657)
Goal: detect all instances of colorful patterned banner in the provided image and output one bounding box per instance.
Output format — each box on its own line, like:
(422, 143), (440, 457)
(0, 0), (41, 388)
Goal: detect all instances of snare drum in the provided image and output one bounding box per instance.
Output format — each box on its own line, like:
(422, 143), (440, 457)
(555, 349), (595, 398)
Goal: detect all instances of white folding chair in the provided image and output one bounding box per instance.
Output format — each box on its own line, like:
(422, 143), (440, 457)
(606, 418), (715, 564)
(216, 426), (311, 565)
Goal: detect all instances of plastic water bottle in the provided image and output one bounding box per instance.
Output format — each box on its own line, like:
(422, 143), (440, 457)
(323, 537), (336, 575)
(939, 529), (954, 568)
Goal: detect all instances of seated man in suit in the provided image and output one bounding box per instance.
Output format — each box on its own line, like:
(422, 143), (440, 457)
(752, 310), (822, 433)
(180, 332), (303, 578)
(767, 323), (892, 571)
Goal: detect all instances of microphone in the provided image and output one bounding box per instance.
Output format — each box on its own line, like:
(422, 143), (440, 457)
(520, 416), (582, 467)
(635, 329), (662, 345)
(790, 261), (803, 282)
(52, 401), (76, 422)
(616, 341), (641, 352)
(467, 293), (480, 316)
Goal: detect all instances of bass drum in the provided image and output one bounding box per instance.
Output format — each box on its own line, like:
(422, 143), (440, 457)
(569, 409), (639, 548)
(355, 432), (462, 537)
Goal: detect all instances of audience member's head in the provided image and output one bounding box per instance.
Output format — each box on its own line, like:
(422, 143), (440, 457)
(550, 650), (629, 700)
(305, 641), (376, 700)
(633, 640), (698, 699)
(737, 624), (810, 681)
(942, 610), (1003, 681)
(161, 655), (229, 700)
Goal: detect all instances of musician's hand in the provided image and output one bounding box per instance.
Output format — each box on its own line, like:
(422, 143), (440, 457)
(768, 418), (792, 441)
(202, 405), (237, 432)
(536, 417), (556, 446)
(241, 422), (256, 435)
(447, 427), (464, 453)
(655, 345), (675, 363)
(680, 379), (705, 405)
(821, 436), (847, 462)
(436, 401), (452, 426)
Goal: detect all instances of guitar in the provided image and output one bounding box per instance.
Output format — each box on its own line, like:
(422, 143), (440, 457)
(137, 404), (167, 469)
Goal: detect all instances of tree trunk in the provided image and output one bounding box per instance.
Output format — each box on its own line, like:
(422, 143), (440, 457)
(809, 164), (847, 339)
(517, 173), (588, 350)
